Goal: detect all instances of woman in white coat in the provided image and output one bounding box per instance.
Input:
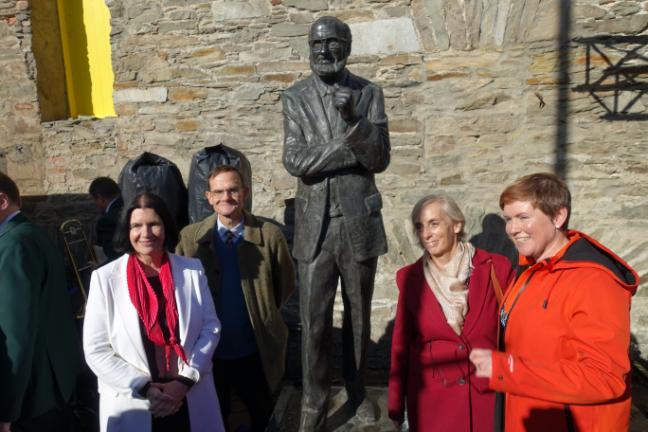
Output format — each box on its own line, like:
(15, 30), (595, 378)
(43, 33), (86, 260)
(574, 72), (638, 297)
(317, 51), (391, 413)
(84, 192), (225, 432)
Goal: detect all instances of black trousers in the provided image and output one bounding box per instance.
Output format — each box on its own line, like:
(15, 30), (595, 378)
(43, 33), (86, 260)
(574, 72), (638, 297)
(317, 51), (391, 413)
(298, 217), (377, 431)
(11, 406), (70, 432)
(213, 352), (273, 432)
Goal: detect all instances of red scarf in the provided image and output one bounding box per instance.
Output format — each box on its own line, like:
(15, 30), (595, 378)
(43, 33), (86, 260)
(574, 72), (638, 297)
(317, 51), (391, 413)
(126, 253), (187, 369)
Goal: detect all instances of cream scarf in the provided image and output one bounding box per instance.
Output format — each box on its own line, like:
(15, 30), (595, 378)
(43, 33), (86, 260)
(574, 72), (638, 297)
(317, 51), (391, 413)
(423, 242), (475, 336)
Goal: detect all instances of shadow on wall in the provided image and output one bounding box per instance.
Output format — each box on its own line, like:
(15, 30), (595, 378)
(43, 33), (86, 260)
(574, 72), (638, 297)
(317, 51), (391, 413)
(555, 0), (572, 180)
(470, 213), (518, 268)
(573, 35), (648, 121)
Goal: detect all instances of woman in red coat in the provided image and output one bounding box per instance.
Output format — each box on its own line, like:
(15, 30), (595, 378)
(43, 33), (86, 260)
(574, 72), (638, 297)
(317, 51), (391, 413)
(470, 173), (638, 431)
(388, 194), (514, 431)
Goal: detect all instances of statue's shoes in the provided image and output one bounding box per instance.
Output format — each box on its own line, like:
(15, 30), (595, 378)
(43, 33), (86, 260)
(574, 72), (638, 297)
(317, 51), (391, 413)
(327, 388), (348, 412)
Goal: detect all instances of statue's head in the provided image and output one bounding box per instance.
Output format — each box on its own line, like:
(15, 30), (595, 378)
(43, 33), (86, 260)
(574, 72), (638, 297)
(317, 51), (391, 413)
(308, 16), (351, 81)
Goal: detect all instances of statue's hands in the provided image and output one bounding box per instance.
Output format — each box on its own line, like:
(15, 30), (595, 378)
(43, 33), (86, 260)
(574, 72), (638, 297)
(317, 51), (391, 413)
(333, 84), (360, 124)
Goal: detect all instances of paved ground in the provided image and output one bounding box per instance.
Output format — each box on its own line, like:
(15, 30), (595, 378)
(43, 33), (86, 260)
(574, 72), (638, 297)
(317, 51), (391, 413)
(255, 374), (648, 432)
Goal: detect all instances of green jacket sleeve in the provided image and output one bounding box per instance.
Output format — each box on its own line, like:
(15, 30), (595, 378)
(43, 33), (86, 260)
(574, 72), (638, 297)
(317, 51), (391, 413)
(0, 238), (43, 421)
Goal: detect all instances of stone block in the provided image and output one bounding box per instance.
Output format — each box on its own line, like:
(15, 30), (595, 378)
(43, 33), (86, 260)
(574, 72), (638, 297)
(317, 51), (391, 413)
(14, 102), (33, 110)
(257, 60), (307, 74)
(427, 70), (469, 81)
(261, 72), (299, 83)
(168, 88), (207, 102)
(456, 92), (507, 111)
(390, 133), (421, 147)
(385, 6), (409, 18)
(349, 18), (420, 55)
(214, 64), (256, 76)
(239, 45), (292, 62)
(189, 47), (226, 60)
(282, 0), (328, 11)
(379, 53), (422, 66)
(232, 83), (266, 101)
(389, 117), (421, 133)
(526, 0), (560, 42)
(167, 10), (197, 21)
(158, 20), (197, 33)
(270, 22), (310, 37)
(113, 87), (168, 103)
(611, 1), (642, 16)
(211, 0), (271, 21)
(143, 132), (183, 147)
(574, 4), (607, 20)
(176, 119), (201, 132)
(411, 0), (449, 51)
(331, 9), (376, 22)
(594, 14), (648, 34)
(424, 135), (457, 157)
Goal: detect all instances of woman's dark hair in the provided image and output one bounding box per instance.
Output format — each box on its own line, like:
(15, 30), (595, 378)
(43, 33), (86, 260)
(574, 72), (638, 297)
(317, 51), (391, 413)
(113, 192), (178, 254)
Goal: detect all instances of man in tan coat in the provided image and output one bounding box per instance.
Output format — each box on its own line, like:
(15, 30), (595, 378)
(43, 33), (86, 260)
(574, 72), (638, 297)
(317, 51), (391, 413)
(176, 165), (295, 431)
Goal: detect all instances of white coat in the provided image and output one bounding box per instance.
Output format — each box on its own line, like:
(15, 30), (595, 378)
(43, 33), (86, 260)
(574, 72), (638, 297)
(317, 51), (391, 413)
(83, 253), (226, 432)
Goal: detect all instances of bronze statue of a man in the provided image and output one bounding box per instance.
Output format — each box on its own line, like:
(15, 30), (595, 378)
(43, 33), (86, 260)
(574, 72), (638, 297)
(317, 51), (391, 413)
(282, 16), (391, 431)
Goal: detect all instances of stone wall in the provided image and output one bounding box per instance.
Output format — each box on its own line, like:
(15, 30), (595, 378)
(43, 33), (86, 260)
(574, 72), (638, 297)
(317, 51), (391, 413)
(0, 0), (43, 192)
(2, 0), (648, 360)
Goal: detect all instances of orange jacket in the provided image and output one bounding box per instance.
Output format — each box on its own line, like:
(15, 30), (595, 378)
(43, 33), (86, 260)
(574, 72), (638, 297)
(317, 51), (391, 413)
(490, 230), (638, 432)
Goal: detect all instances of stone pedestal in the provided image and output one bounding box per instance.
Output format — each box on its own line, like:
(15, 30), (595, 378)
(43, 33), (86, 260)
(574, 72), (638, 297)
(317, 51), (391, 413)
(267, 385), (397, 432)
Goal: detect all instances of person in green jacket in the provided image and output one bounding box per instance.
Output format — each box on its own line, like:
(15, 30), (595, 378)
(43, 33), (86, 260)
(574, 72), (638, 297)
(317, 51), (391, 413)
(0, 172), (82, 432)
(176, 165), (295, 431)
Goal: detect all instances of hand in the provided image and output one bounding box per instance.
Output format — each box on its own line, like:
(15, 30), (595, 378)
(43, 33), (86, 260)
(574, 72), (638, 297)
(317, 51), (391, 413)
(333, 84), (360, 124)
(469, 348), (493, 378)
(153, 380), (189, 403)
(0, 422), (11, 432)
(146, 385), (182, 418)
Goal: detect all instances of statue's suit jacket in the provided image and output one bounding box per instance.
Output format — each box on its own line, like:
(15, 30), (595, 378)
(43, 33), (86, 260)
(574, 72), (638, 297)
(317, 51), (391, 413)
(0, 213), (81, 422)
(282, 71), (391, 262)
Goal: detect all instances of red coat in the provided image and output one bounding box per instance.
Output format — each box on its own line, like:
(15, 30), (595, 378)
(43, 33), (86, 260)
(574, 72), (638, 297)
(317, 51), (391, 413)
(388, 248), (514, 431)
(491, 231), (638, 432)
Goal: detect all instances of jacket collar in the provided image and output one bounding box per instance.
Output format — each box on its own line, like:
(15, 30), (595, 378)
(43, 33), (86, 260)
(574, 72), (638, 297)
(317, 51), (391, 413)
(0, 211), (26, 238)
(108, 252), (192, 370)
(414, 247), (492, 340)
(195, 210), (262, 246)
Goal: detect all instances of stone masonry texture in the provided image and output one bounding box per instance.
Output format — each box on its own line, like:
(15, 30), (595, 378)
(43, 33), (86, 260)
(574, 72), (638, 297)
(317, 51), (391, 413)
(1, 0), (648, 364)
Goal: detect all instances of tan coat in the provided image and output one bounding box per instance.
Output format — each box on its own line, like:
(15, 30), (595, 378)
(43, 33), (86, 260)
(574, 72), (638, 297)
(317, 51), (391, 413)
(176, 211), (296, 392)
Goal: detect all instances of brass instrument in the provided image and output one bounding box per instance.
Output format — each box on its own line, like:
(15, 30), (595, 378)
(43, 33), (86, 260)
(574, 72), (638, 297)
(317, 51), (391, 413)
(60, 219), (97, 319)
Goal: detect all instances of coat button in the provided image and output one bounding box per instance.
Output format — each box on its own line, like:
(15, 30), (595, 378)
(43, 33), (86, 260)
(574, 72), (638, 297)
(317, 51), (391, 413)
(458, 344), (465, 350)
(498, 375), (504, 381)
(458, 378), (466, 385)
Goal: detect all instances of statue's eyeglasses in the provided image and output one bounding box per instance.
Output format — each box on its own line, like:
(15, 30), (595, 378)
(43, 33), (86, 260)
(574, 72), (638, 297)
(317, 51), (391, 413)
(309, 38), (347, 52)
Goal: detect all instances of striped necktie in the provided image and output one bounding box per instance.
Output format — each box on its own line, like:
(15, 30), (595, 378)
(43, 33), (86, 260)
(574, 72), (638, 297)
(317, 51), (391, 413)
(224, 230), (235, 247)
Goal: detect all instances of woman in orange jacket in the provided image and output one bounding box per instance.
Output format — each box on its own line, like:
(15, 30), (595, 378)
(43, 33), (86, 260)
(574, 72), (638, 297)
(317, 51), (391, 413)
(470, 173), (638, 432)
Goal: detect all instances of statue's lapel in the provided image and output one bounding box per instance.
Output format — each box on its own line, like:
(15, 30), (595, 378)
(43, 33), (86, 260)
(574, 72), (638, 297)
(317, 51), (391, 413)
(303, 77), (333, 141)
